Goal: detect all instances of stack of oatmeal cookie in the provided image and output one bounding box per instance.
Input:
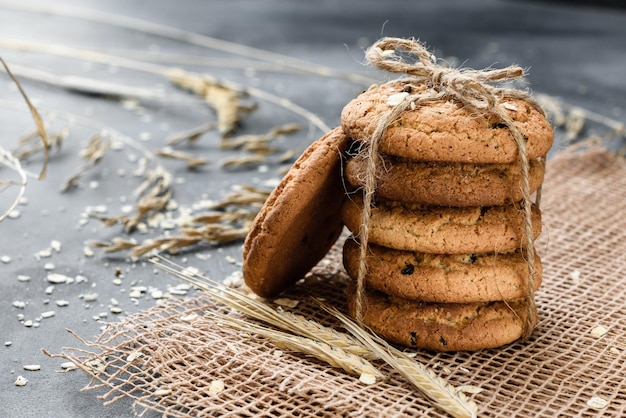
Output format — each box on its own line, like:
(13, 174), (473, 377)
(339, 80), (553, 351)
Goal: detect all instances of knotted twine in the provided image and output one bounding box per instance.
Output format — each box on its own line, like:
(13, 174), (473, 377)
(354, 37), (545, 341)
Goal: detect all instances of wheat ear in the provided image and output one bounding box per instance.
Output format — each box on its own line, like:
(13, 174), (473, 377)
(320, 303), (478, 418)
(209, 311), (383, 383)
(151, 257), (376, 360)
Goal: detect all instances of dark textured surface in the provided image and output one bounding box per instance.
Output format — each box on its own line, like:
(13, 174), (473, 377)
(1, 1), (624, 417)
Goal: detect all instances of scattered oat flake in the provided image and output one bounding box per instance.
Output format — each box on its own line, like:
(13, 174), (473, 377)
(87, 359), (106, 373)
(83, 293), (98, 302)
(8, 209), (20, 219)
(126, 351), (143, 362)
(590, 325), (609, 339)
(61, 362), (78, 371)
(225, 255), (237, 264)
(569, 270), (581, 282)
(14, 376), (28, 386)
(457, 385), (484, 394)
(610, 347), (621, 355)
(1, 255), (11, 264)
(56, 300), (69, 307)
(36, 248), (52, 258)
(181, 313), (199, 323)
(46, 273), (69, 284)
(272, 350), (284, 358)
(151, 290), (164, 299)
(23, 364), (41, 371)
(167, 287), (189, 296)
(5, 341), (12, 346)
(12, 301), (26, 309)
(110, 306), (123, 314)
(44, 262), (55, 271)
(45, 286), (54, 295)
(17, 275), (31, 282)
(587, 396), (609, 410)
(386, 91), (409, 106)
(40, 311), (55, 319)
(154, 389), (171, 397)
(83, 246), (94, 257)
(503, 102), (517, 111)
(181, 266), (200, 277)
(359, 372), (377, 385)
(273, 298), (299, 308)
(209, 379), (225, 395)
(51, 240), (62, 252)
(23, 320), (33, 327)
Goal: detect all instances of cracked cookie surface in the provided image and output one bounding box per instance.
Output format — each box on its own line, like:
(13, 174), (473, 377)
(341, 195), (541, 254)
(347, 284), (535, 351)
(343, 239), (542, 303)
(344, 155), (545, 207)
(341, 80), (553, 163)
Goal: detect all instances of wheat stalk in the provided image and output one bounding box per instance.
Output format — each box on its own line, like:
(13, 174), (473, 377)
(151, 257), (375, 361)
(208, 311), (383, 383)
(321, 303), (478, 418)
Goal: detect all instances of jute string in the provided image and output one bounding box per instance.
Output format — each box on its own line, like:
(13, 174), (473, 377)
(355, 37), (544, 340)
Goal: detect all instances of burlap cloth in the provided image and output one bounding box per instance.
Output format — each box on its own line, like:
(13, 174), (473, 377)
(52, 145), (626, 417)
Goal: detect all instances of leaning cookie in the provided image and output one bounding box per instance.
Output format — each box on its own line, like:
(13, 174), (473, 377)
(341, 80), (553, 164)
(242, 127), (349, 298)
(343, 239), (542, 303)
(344, 155), (545, 207)
(341, 195), (541, 254)
(347, 285), (535, 351)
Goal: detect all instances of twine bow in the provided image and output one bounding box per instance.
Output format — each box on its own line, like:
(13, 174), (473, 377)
(355, 37), (543, 341)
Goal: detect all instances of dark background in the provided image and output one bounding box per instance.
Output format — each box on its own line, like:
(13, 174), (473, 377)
(1, 1), (625, 417)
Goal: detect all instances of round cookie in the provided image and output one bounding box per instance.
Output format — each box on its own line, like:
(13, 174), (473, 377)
(347, 285), (535, 351)
(243, 127), (349, 298)
(343, 239), (542, 303)
(344, 155), (545, 207)
(341, 80), (553, 164)
(341, 195), (542, 254)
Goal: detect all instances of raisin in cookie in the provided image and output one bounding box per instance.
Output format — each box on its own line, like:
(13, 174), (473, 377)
(343, 239), (542, 303)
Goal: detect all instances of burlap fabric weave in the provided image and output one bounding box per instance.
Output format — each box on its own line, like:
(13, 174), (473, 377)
(54, 145), (626, 417)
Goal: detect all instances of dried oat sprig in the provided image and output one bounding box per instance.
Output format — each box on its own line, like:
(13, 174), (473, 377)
(209, 312), (383, 383)
(322, 303), (478, 418)
(155, 146), (208, 169)
(221, 154), (266, 168)
(166, 122), (216, 145)
(62, 134), (112, 192)
(91, 223), (249, 259)
(90, 238), (138, 253)
(0, 39), (331, 135)
(166, 68), (255, 137)
(91, 185), (267, 257)
(190, 209), (257, 226)
(219, 123), (300, 154)
(536, 93), (626, 144)
(12, 127), (67, 161)
(210, 185), (271, 209)
(1, 57), (49, 180)
(151, 258), (376, 361)
(93, 165), (173, 232)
